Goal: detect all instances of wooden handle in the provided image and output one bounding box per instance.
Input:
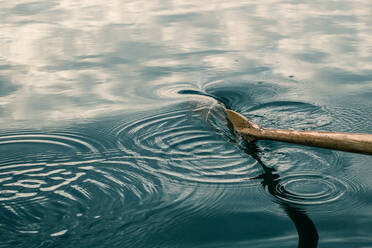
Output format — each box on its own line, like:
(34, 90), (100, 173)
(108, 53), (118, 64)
(241, 128), (372, 155)
(226, 109), (372, 155)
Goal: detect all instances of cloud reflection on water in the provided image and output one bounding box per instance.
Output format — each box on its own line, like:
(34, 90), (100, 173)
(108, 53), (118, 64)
(0, 0), (371, 127)
(1, 1), (372, 247)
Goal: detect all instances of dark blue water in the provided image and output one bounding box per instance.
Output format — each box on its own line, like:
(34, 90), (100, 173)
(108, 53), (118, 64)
(1, 1), (372, 247)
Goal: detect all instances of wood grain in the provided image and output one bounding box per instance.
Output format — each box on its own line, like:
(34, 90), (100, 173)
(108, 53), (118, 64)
(226, 109), (372, 155)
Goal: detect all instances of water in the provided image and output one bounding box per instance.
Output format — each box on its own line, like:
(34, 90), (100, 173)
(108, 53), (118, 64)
(1, 0), (372, 247)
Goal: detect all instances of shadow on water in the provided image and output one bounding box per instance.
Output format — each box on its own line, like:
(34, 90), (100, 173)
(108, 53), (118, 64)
(209, 95), (319, 247)
(240, 138), (319, 248)
(180, 87), (319, 247)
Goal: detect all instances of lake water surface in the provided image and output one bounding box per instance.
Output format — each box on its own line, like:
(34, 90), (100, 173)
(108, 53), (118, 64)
(1, 0), (372, 247)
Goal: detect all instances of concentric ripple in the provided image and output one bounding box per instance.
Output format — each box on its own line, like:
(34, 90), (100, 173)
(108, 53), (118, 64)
(0, 129), (170, 243)
(247, 101), (332, 130)
(243, 100), (342, 173)
(263, 172), (365, 212)
(0, 131), (101, 161)
(204, 81), (281, 111)
(271, 174), (347, 205)
(114, 104), (261, 185)
(329, 106), (372, 133)
(0, 158), (166, 245)
(258, 144), (342, 173)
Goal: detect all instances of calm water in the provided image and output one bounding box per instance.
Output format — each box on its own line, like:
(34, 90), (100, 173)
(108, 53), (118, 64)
(1, 0), (372, 247)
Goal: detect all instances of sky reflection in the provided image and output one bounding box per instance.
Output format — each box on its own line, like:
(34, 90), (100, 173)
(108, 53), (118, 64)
(1, 0), (371, 127)
(1, 1), (372, 247)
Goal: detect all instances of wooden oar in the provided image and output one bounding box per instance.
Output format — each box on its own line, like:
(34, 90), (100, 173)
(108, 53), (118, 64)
(226, 109), (372, 155)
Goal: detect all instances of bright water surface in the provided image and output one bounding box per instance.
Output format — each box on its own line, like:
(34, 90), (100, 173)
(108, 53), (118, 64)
(1, 1), (372, 247)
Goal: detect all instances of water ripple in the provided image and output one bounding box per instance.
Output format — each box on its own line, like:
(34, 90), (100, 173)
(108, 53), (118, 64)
(239, 100), (342, 174)
(247, 101), (332, 130)
(0, 131), (102, 159)
(329, 106), (372, 133)
(204, 81), (281, 112)
(272, 173), (347, 205)
(114, 106), (261, 185)
(262, 172), (367, 213)
(0, 159), (165, 241)
(0, 129), (177, 243)
(259, 144), (342, 173)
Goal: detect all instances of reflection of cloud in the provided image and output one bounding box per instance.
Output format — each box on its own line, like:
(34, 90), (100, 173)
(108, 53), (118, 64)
(1, 0), (372, 127)
(0, 76), (18, 96)
(317, 68), (372, 84)
(12, 1), (59, 16)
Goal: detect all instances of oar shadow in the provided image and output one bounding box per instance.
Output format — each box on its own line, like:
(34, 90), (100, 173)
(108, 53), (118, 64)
(201, 98), (319, 247)
(243, 142), (319, 248)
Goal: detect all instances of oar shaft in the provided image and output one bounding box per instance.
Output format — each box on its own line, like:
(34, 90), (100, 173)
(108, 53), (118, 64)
(243, 129), (372, 155)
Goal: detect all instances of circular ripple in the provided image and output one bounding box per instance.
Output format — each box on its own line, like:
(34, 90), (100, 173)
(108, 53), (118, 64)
(259, 144), (342, 174)
(247, 101), (332, 130)
(204, 82), (281, 111)
(0, 129), (141, 243)
(242, 100), (342, 174)
(330, 106), (372, 133)
(114, 106), (261, 185)
(265, 173), (361, 208)
(0, 159), (166, 246)
(0, 131), (102, 160)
